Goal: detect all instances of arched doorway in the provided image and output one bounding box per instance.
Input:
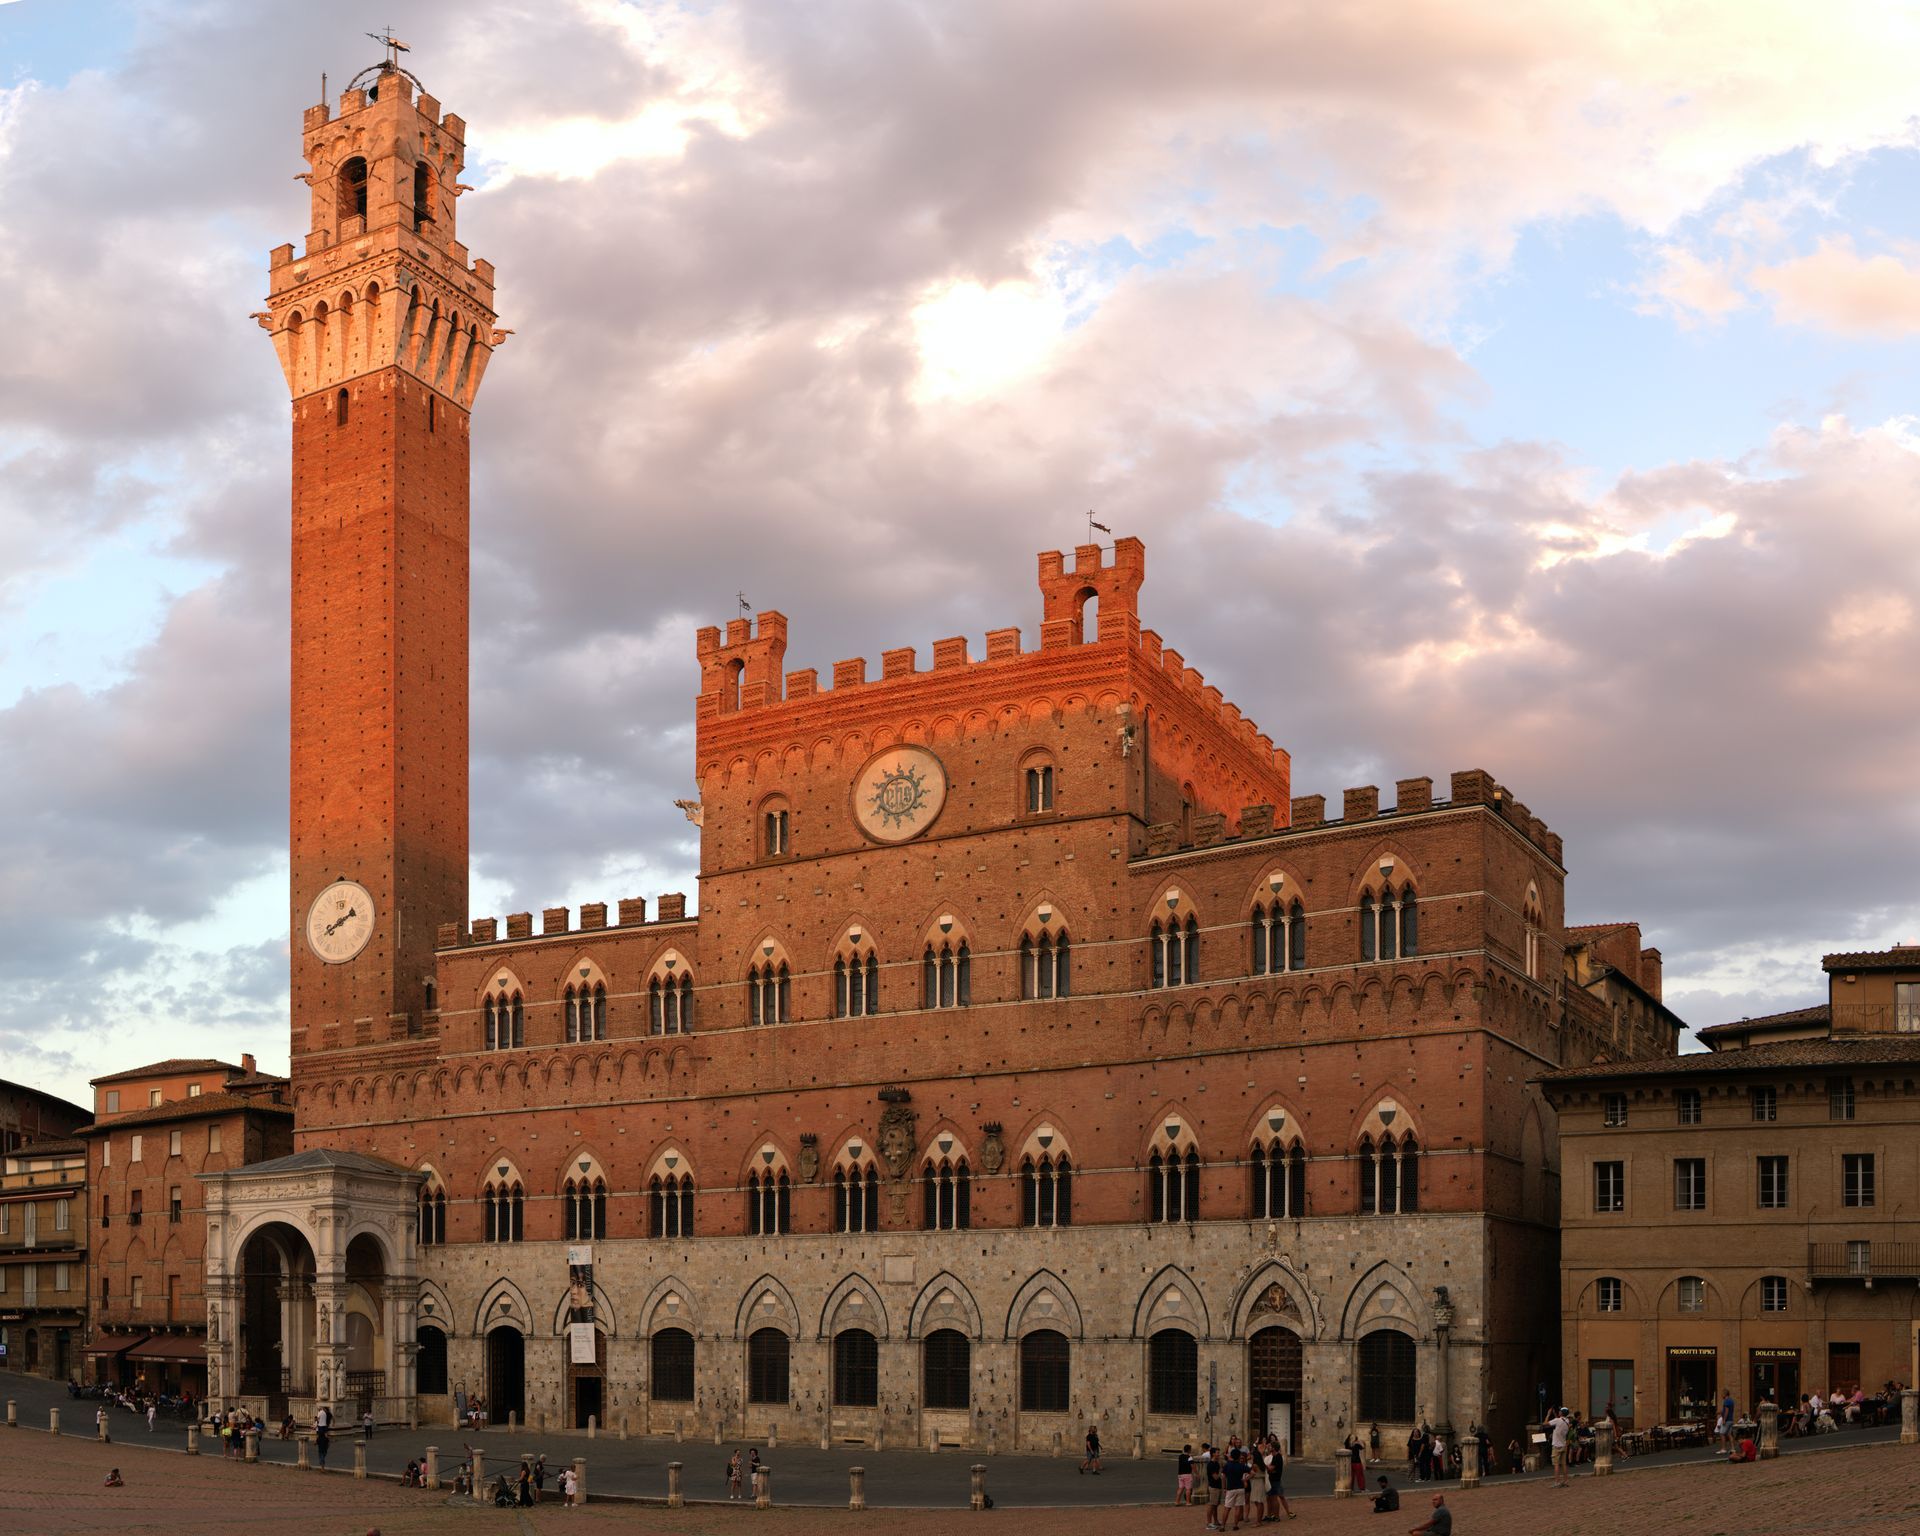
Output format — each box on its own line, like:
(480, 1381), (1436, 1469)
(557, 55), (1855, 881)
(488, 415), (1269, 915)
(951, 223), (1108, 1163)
(487, 1326), (526, 1422)
(1249, 1326), (1303, 1450)
(341, 1233), (388, 1414)
(238, 1222), (318, 1409)
(416, 1326), (449, 1397)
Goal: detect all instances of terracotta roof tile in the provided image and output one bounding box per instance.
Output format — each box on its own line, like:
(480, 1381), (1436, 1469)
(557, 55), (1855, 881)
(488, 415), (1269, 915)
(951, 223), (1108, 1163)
(89, 1058), (243, 1086)
(1822, 946), (1920, 973)
(1537, 1034), (1920, 1084)
(76, 1092), (291, 1133)
(1695, 1003), (1830, 1038)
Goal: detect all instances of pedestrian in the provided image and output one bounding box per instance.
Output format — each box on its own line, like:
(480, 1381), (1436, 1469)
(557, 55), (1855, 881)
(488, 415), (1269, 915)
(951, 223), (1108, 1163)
(562, 1465), (578, 1507)
(1219, 1447), (1250, 1531)
(1547, 1405), (1572, 1487)
(1347, 1433), (1365, 1492)
(1407, 1492), (1451, 1534)
(363, 1407), (375, 1441)
(1202, 1443), (1224, 1532)
(1244, 1438), (1267, 1521)
(1406, 1425), (1423, 1481)
(534, 1454), (547, 1503)
(1176, 1444), (1195, 1505)
(728, 1449), (743, 1499)
(1081, 1424), (1103, 1473)
(146, 1402), (157, 1433)
(1265, 1437), (1294, 1521)
(97, 1405), (110, 1442)
(316, 1417), (332, 1470)
(517, 1461), (534, 1507)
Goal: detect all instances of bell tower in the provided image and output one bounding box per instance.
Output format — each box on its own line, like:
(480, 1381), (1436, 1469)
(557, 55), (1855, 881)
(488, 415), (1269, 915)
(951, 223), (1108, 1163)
(263, 53), (503, 1064)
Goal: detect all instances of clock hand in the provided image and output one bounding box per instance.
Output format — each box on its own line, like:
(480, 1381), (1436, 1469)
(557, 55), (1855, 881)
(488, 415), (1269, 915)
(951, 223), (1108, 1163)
(324, 907), (358, 936)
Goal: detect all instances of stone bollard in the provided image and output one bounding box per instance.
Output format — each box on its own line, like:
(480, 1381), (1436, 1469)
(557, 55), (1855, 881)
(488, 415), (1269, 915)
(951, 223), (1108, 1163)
(539, 1410), (548, 1434)
(714, 1421), (724, 1446)
(1523, 1424), (1544, 1473)
(186, 1423), (199, 1455)
(1593, 1422), (1613, 1477)
(353, 1440), (366, 1479)
(753, 1465), (771, 1509)
(588, 1413), (598, 1440)
(297, 1435), (311, 1470)
(507, 1409), (517, 1435)
(621, 1414), (630, 1441)
(928, 1425), (940, 1452)
(49, 1408), (60, 1435)
(875, 1425), (886, 1452)
(849, 1465), (867, 1511)
(767, 1423), (777, 1449)
(675, 1417), (685, 1444)
(471, 1450), (487, 1502)
(1052, 1428), (1063, 1457)
(1902, 1389), (1919, 1446)
(1460, 1435), (1481, 1489)
(245, 1427), (260, 1462)
(425, 1446), (440, 1490)
(1758, 1402), (1779, 1459)
(5, 1399), (14, 1428)
(667, 1460), (685, 1509)
(573, 1455), (588, 1506)
(820, 1424), (831, 1450)
(1332, 1450), (1351, 1498)
(408, 1405), (418, 1431)
(1133, 1431), (1144, 1459)
(970, 1463), (988, 1512)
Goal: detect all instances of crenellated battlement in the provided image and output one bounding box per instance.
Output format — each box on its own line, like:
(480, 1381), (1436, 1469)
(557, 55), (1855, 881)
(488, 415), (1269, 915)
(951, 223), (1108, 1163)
(435, 891), (695, 952)
(693, 539), (1282, 772)
(1136, 766), (1565, 865)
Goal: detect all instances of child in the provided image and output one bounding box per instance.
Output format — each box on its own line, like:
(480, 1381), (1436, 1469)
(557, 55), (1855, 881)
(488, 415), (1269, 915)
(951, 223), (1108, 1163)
(104, 1468), (125, 1487)
(562, 1466), (578, 1507)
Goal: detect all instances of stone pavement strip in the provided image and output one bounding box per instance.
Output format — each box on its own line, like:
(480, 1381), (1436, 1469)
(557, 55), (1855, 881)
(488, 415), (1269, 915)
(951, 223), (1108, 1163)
(1, 1421), (1918, 1536)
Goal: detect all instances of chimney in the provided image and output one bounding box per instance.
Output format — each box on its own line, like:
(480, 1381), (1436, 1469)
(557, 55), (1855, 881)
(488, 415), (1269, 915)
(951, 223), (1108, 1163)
(241, 1053), (257, 1076)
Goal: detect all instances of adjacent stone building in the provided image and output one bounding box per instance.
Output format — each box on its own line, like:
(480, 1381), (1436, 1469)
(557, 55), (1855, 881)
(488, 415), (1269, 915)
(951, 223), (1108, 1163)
(0, 1078), (91, 1379)
(202, 56), (1683, 1457)
(1541, 944), (1920, 1428)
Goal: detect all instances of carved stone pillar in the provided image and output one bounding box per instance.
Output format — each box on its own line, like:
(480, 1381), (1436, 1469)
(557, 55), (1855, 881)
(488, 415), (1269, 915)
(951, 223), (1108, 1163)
(1431, 1292), (1455, 1437)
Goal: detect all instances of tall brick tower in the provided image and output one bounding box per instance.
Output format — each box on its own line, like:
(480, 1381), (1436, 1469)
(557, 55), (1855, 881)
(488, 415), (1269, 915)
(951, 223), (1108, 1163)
(262, 51), (502, 1064)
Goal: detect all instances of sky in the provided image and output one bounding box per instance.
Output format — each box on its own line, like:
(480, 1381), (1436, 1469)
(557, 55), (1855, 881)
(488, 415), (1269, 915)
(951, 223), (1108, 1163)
(2, 0), (1918, 1109)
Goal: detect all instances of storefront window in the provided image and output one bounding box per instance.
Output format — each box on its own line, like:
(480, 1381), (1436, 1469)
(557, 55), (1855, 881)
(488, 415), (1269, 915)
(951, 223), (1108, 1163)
(1589, 1360), (1634, 1427)
(1751, 1348), (1799, 1411)
(1667, 1347), (1715, 1421)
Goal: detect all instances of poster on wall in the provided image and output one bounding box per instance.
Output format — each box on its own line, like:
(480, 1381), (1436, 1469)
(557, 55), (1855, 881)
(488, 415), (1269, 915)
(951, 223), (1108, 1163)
(567, 1244), (596, 1364)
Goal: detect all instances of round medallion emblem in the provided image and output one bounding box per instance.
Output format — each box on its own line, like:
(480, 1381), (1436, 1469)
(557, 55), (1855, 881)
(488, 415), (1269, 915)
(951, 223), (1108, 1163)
(852, 744), (949, 844)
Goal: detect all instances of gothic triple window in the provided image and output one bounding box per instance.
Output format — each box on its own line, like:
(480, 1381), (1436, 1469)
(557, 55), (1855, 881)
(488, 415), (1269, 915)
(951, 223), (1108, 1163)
(1358, 1131), (1420, 1214)
(922, 1149), (971, 1231)
(1021, 1152), (1073, 1227)
(834, 1151), (882, 1233)
(650, 967), (695, 1034)
(1020, 932), (1071, 999)
(922, 939), (971, 1009)
(1148, 1126), (1202, 1222)
(835, 944), (881, 1018)
(649, 1168), (695, 1238)
(1251, 895), (1306, 975)
(1151, 913), (1201, 987)
(564, 978), (607, 1044)
(483, 987), (525, 1051)
(1359, 880), (1419, 961)
(417, 1179), (447, 1245)
(483, 1179), (524, 1243)
(749, 956), (791, 1025)
(747, 1155), (792, 1236)
(1250, 1117), (1307, 1219)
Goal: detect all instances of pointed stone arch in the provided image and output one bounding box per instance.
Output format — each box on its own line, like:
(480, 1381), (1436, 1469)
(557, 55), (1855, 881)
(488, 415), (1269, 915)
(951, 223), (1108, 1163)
(471, 1274), (534, 1337)
(636, 1274), (700, 1336)
(908, 1271), (984, 1339)
(1338, 1259), (1425, 1341)
(732, 1274), (801, 1340)
(1133, 1263), (1210, 1339)
(818, 1271), (890, 1340)
(1004, 1269), (1084, 1340)
(1229, 1260), (1320, 1339)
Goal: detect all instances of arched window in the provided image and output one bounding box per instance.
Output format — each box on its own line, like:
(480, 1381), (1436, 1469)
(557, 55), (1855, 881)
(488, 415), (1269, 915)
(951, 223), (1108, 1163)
(482, 1179), (523, 1244)
(412, 160), (435, 230)
(761, 798), (790, 858)
(649, 964), (694, 1035)
(832, 1328), (879, 1407)
(648, 1171), (695, 1238)
(921, 1155), (971, 1231)
(336, 155), (368, 222)
(1357, 1329), (1416, 1421)
(747, 1328), (790, 1403)
(417, 1179), (447, 1245)
(747, 1165), (791, 1236)
(482, 982), (526, 1051)
(1148, 1135), (1201, 1224)
(1359, 1116), (1418, 1215)
(1250, 1118), (1306, 1220)
(1021, 932), (1071, 999)
(1021, 1152), (1072, 1228)
(1362, 880), (1419, 962)
(1025, 761), (1056, 812)
(1151, 913), (1200, 988)
(565, 981), (607, 1044)
(563, 1176), (608, 1240)
(650, 1328), (695, 1401)
(748, 959), (790, 1025)
(923, 1329), (971, 1409)
(922, 941), (971, 1009)
(834, 944), (880, 1018)
(1147, 1329), (1198, 1415)
(1251, 896), (1306, 975)
(1019, 1329), (1071, 1412)
(335, 387), (349, 427)
(1523, 885), (1544, 980)
(833, 1150), (881, 1233)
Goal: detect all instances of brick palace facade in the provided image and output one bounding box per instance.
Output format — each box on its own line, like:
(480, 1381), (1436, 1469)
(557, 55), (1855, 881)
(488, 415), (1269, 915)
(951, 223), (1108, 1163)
(200, 57), (1682, 1459)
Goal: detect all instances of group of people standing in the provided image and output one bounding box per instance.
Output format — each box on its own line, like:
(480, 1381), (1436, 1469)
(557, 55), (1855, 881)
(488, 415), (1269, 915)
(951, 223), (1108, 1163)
(724, 1446), (764, 1498)
(1176, 1436), (1295, 1527)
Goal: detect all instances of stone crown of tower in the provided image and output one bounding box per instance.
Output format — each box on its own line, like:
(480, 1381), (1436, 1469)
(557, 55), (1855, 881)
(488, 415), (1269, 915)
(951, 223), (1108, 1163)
(258, 61), (504, 407)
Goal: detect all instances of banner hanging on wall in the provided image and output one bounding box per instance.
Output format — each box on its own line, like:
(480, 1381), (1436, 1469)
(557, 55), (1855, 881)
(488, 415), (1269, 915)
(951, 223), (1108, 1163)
(567, 1244), (596, 1365)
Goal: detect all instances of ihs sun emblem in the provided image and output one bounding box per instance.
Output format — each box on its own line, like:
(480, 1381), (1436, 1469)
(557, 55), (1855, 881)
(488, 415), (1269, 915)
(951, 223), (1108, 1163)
(868, 761), (931, 829)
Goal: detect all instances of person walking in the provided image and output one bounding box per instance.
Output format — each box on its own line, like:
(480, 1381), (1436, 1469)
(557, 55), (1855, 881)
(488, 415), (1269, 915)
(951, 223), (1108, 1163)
(1219, 1447), (1250, 1531)
(97, 1405), (110, 1442)
(1176, 1445), (1195, 1506)
(1547, 1406), (1572, 1487)
(1265, 1437), (1295, 1521)
(1081, 1424), (1103, 1474)
(146, 1402), (157, 1433)
(315, 1412), (332, 1471)
(534, 1454), (547, 1503)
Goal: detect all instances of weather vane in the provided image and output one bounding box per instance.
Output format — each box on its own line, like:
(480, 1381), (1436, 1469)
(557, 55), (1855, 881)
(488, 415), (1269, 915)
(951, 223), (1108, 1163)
(367, 28), (411, 71)
(737, 591), (751, 617)
(1087, 510), (1111, 544)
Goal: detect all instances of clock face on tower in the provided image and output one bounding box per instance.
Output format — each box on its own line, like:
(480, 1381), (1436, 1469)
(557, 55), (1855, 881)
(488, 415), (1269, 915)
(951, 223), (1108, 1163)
(852, 745), (949, 844)
(305, 879), (376, 964)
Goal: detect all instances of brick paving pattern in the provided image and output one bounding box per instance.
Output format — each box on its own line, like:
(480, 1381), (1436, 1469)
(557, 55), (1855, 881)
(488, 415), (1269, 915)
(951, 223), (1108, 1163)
(1, 1421), (1917, 1536)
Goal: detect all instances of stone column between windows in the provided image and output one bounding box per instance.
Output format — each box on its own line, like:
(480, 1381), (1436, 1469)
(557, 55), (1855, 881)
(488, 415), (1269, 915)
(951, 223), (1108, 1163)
(1432, 1293), (1454, 1436)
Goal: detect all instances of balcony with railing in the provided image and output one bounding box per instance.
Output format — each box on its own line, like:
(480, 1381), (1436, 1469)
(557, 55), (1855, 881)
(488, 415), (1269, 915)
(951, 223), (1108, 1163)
(1809, 1241), (1920, 1280)
(1830, 1002), (1920, 1036)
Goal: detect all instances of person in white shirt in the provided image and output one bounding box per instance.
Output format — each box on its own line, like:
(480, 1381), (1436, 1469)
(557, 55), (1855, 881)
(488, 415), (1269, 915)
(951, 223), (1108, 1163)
(561, 1466), (578, 1507)
(1548, 1409), (1573, 1487)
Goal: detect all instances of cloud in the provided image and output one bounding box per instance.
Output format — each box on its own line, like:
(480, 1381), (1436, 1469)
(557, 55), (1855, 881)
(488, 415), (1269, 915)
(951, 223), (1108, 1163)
(4, 0), (1920, 1103)
(1750, 236), (1920, 335)
(1631, 244), (1748, 327)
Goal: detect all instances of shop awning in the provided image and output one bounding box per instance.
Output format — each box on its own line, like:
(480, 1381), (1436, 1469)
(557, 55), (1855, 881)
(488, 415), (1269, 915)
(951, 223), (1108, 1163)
(126, 1335), (205, 1363)
(84, 1334), (148, 1357)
